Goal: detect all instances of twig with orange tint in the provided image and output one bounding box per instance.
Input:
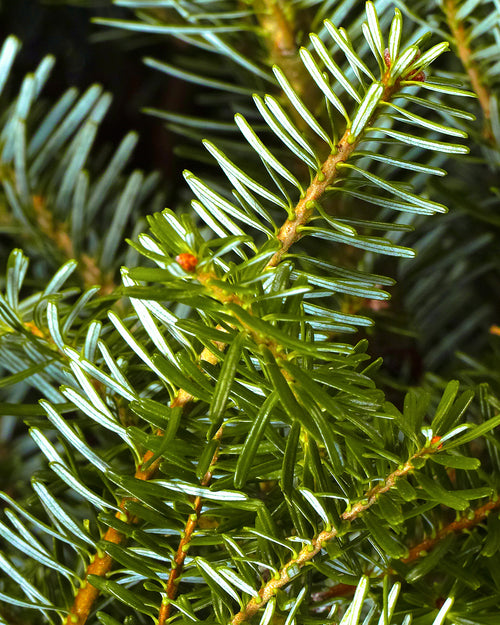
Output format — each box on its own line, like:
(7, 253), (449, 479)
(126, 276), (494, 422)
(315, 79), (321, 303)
(312, 496), (500, 605)
(66, 45), (401, 625)
(402, 496), (500, 564)
(158, 427), (223, 624)
(64, 391), (194, 625)
(230, 444), (438, 625)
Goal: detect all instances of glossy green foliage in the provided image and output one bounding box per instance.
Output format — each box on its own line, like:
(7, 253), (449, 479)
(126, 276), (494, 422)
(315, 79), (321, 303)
(0, 2), (499, 625)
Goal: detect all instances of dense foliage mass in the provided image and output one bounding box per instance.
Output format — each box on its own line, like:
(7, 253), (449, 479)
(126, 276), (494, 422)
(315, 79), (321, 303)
(1, 2), (500, 624)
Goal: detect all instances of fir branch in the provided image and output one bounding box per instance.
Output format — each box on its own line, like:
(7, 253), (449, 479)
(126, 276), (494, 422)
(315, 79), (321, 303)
(51, 8), (467, 622)
(64, 452), (162, 625)
(64, 33), (439, 618)
(442, 0), (493, 140)
(229, 443), (439, 625)
(401, 495), (500, 564)
(312, 495), (500, 603)
(64, 349), (218, 625)
(158, 427), (223, 624)
(31, 194), (116, 294)
(267, 86), (400, 268)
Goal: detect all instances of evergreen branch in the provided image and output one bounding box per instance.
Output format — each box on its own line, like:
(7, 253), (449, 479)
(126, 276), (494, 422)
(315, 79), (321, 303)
(63, 203), (307, 623)
(12, 7), (471, 622)
(31, 195), (116, 294)
(64, 452), (162, 625)
(442, 0), (493, 139)
(312, 495), (500, 603)
(67, 21), (461, 617)
(158, 427), (223, 624)
(229, 443), (439, 625)
(267, 83), (400, 269)
(401, 495), (500, 564)
(64, 346), (219, 625)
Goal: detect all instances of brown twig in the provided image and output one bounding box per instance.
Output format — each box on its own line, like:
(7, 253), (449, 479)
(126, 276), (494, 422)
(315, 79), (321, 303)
(443, 0), (493, 140)
(266, 135), (358, 269)
(229, 445), (439, 625)
(254, 1), (313, 113)
(311, 582), (358, 603)
(402, 496), (500, 564)
(267, 73), (400, 268)
(64, 391), (194, 625)
(158, 427), (223, 624)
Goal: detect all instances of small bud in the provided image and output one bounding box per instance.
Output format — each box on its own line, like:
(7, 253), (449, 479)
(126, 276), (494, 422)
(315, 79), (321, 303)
(384, 48), (391, 68)
(176, 253), (198, 272)
(411, 70), (426, 82)
(431, 435), (443, 449)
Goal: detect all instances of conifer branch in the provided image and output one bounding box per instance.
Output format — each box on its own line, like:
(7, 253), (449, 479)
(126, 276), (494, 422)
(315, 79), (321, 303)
(158, 427), (223, 624)
(31, 195), (116, 294)
(442, 0), (493, 140)
(64, 448), (164, 625)
(255, 1), (313, 113)
(313, 495), (500, 603)
(64, 374), (212, 624)
(267, 81), (399, 268)
(401, 495), (500, 564)
(64, 22), (441, 623)
(67, 64), (403, 622)
(229, 444), (439, 625)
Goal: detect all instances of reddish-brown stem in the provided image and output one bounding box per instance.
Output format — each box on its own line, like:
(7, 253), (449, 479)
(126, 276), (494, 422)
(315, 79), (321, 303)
(267, 75), (397, 269)
(266, 135), (358, 268)
(64, 392), (192, 625)
(311, 582), (358, 603)
(443, 0), (493, 140)
(312, 496), (500, 604)
(158, 428), (223, 624)
(64, 457), (161, 625)
(402, 496), (500, 563)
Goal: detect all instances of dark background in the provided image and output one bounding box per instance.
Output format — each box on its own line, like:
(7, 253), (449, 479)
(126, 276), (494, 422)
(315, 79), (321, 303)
(0, 0), (189, 177)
